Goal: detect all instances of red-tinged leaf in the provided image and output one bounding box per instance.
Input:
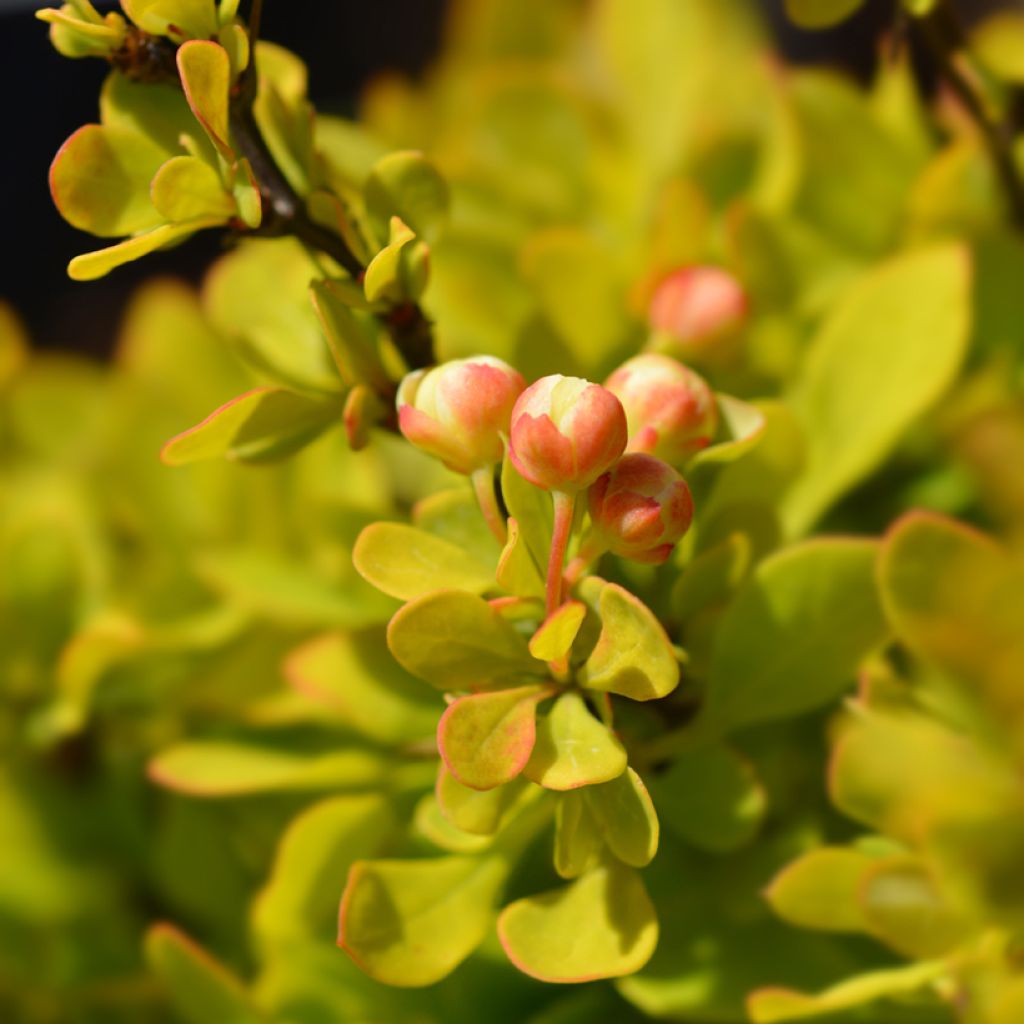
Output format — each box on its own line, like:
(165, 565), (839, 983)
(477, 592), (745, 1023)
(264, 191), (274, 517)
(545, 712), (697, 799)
(438, 685), (552, 790)
(177, 40), (232, 157)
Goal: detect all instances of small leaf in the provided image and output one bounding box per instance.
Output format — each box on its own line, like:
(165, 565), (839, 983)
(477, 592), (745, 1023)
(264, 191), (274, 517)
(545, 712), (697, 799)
(177, 40), (232, 157)
(688, 394), (766, 473)
(145, 924), (265, 1024)
(498, 862), (658, 982)
(284, 630), (439, 745)
(338, 854), (507, 986)
(122, 0), (218, 40)
(650, 743), (765, 852)
(699, 538), (888, 735)
(577, 581), (679, 701)
(765, 847), (874, 933)
(148, 741), (389, 796)
(160, 387), (343, 465)
(364, 218), (425, 304)
(497, 517), (546, 599)
(971, 11), (1024, 83)
(438, 685), (551, 790)
(436, 767), (530, 836)
(524, 692), (628, 791)
(501, 456), (551, 578)
(364, 150), (450, 244)
(387, 589), (541, 691)
(413, 795), (492, 854)
(783, 0), (866, 29)
(554, 791), (604, 879)
(783, 245), (971, 533)
(585, 767), (659, 868)
(859, 857), (968, 958)
(353, 522), (496, 601)
(150, 154), (234, 222)
(68, 219), (221, 280)
(529, 601), (586, 662)
(747, 959), (950, 1022)
(253, 794), (397, 947)
(50, 123), (167, 237)
(309, 279), (390, 390)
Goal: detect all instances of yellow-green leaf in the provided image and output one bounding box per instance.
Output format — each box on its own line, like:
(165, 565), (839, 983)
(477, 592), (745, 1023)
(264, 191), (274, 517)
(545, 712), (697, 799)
(177, 39), (232, 157)
(783, 0), (865, 29)
(150, 154), (234, 222)
(528, 601), (586, 662)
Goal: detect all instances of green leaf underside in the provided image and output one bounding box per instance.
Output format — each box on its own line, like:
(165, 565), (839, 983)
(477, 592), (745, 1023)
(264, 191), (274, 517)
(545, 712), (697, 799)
(439, 685), (551, 790)
(148, 742), (388, 796)
(161, 387), (343, 465)
(585, 768), (659, 868)
(784, 244), (971, 533)
(578, 581), (679, 701)
(524, 692), (628, 790)
(700, 538), (887, 735)
(436, 768), (529, 836)
(650, 743), (765, 852)
(338, 855), (507, 986)
(353, 522), (496, 601)
(555, 791), (604, 879)
(387, 589), (542, 691)
(498, 862), (658, 982)
(145, 924), (264, 1024)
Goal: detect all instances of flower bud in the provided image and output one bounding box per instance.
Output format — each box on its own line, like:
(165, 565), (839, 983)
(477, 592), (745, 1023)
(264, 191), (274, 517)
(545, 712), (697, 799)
(397, 356), (525, 474)
(605, 353), (717, 464)
(648, 266), (747, 357)
(508, 375), (628, 493)
(588, 454), (693, 564)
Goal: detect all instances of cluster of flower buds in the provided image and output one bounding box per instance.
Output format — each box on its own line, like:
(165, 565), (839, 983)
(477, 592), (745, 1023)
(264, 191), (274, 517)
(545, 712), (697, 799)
(396, 354), (711, 585)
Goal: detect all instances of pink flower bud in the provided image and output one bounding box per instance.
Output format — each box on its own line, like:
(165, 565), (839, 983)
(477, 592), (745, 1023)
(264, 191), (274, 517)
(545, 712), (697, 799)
(605, 353), (717, 464)
(509, 375), (627, 493)
(397, 356), (525, 474)
(648, 266), (748, 356)
(588, 454), (693, 564)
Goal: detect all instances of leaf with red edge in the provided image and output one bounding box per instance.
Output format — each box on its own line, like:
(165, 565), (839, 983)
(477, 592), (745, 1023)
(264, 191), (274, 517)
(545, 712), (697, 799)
(177, 39), (233, 157)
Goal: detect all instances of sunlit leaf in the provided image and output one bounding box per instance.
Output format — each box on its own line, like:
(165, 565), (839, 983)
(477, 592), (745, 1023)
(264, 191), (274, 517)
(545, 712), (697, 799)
(122, 0), (218, 40)
(765, 847), (874, 933)
(528, 601), (586, 662)
(68, 219), (222, 280)
(177, 40), (233, 157)
(150, 154), (235, 222)
(782, 0), (865, 29)
(364, 150), (450, 245)
(585, 768), (659, 868)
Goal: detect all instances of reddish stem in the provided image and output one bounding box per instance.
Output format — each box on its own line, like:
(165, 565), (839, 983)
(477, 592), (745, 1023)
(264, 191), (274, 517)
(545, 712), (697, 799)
(545, 491), (576, 618)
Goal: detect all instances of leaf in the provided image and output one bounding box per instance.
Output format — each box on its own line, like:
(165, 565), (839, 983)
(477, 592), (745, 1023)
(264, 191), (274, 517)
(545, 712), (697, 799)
(49, 123), (167, 236)
(284, 630), (440, 745)
(161, 387), (343, 465)
(309, 279), (390, 390)
(353, 522), (496, 601)
(783, 0), (865, 29)
(122, 0), (218, 40)
(177, 40), (232, 157)
(858, 857), (968, 958)
(497, 517), (546, 599)
(554, 791), (604, 879)
(524, 692), (628, 791)
(878, 511), (1024, 739)
(436, 768), (530, 836)
(364, 150), (450, 245)
(67, 219), (221, 280)
(413, 486), (503, 569)
(784, 245), (971, 533)
(363, 218), (425, 304)
(197, 548), (396, 629)
(498, 862), (658, 982)
(387, 589), (542, 691)
(204, 239), (341, 393)
(699, 538), (888, 736)
(529, 601), (586, 662)
(501, 456), (551, 579)
(439, 685), (551, 790)
(688, 394), (766, 473)
(577, 581), (679, 701)
(145, 924), (265, 1024)
(747, 958), (950, 1022)
(650, 743), (765, 852)
(150, 154), (234, 222)
(970, 11), (1024, 82)
(765, 847), (874, 933)
(585, 768), (659, 868)
(413, 794), (493, 854)
(670, 532), (753, 622)
(252, 794), (397, 947)
(148, 741), (389, 796)
(338, 854), (507, 986)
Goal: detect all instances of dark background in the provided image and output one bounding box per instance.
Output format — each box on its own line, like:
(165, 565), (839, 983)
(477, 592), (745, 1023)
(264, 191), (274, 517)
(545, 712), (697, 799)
(0, 0), (997, 355)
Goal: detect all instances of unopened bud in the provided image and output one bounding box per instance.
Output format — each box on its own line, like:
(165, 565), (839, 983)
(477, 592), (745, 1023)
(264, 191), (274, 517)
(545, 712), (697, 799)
(587, 453), (693, 564)
(605, 353), (717, 464)
(397, 356), (525, 474)
(648, 266), (747, 357)
(509, 375), (627, 493)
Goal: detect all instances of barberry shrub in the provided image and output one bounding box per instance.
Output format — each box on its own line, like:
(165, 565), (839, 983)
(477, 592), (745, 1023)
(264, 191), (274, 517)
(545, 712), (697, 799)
(5, 0), (1024, 1021)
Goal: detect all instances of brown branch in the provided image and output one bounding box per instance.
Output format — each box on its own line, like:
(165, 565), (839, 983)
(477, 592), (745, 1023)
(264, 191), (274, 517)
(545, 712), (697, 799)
(916, 4), (1024, 230)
